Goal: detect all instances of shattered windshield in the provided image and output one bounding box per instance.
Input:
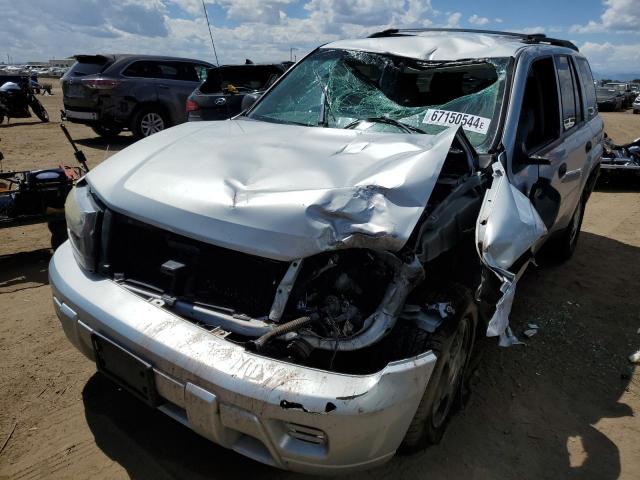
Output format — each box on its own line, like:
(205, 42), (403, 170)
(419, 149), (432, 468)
(249, 49), (509, 153)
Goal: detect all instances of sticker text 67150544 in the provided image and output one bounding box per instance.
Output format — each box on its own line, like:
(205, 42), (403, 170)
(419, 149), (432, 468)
(422, 109), (491, 135)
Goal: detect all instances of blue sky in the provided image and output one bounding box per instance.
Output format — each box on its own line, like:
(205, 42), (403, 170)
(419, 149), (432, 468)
(1, 0), (639, 75)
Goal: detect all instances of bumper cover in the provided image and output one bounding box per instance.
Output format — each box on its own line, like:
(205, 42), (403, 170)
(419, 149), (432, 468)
(49, 242), (436, 474)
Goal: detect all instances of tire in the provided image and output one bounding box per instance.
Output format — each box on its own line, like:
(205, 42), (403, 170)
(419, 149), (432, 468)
(396, 285), (478, 452)
(91, 124), (123, 139)
(541, 195), (585, 263)
(0, 114), (4, 124)
(131, 106), (168, 139)
(30, 99), (49, 122)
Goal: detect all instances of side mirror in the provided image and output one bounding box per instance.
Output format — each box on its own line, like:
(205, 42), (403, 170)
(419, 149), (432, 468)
(241, 93), (260, 111)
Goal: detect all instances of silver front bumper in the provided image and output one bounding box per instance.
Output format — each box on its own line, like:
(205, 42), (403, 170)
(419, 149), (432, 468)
(49, 242), (436, 475)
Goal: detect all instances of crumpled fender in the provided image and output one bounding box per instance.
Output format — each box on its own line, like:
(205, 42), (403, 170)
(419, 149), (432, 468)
(475, 160), (547, 345)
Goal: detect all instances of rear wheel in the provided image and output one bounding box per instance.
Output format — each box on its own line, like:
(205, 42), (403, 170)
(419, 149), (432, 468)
(132, 107), (168, 139)
(91, 124), (123, 139)
(0, 114), (4, 124)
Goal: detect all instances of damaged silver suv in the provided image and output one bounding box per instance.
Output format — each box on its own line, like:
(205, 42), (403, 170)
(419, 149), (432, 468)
(50, 29), (603, 474)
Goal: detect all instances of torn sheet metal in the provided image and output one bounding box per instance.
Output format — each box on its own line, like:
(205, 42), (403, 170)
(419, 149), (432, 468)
(86, 120), (459, 261)
(476, 161), (547, 346)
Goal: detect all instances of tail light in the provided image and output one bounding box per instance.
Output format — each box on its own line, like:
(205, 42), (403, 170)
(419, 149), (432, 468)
(186, 99), (200, 112)
(81, 78), (119, 89)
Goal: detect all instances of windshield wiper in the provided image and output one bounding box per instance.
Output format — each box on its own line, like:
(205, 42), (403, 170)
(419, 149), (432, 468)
(344, 117), (426, 134)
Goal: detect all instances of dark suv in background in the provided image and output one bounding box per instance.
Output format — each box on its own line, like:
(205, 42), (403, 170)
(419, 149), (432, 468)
(186, 62), (291, 121)
(62, 54), (214, 139)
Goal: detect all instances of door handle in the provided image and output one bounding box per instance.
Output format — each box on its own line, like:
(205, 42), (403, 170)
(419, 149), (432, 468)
(585, 141), (592, 153)
(558, 163), (567, 178)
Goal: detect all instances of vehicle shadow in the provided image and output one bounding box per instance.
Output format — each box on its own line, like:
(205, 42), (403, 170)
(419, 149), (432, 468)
(0, 248), (50, 293)
(74, 135), (136, 151)
(82, 231), (637, 480)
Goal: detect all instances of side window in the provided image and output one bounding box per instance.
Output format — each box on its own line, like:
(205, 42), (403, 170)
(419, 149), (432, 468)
(122, 61), (161, 78)
(575, 57), (598, 119)
(176, 63), (200, 82)
(157, 62), (179, 80)
(555, 56), (579, 131)
(515, 57), (560, 163)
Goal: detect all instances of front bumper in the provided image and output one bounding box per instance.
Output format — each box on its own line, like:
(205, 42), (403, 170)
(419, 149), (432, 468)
(49, 242), (436, 475)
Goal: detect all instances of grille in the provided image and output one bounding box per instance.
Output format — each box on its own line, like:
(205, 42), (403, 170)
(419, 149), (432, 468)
(106, 213), (289, 318)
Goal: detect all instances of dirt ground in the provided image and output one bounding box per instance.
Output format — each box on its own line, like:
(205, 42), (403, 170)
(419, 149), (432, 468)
(0, 85), (639, 480)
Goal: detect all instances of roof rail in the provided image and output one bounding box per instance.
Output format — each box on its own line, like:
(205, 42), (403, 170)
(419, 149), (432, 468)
(367, 28), (579, 52)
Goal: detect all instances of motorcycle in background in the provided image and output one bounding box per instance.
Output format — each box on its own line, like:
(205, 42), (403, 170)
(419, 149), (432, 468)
(600, 133), (640, 179)
(0, 79), (49, 124)
(0, 125), (88, 248)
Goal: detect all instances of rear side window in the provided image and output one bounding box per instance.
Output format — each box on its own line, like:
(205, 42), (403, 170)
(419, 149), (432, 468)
(173, 63), (201, 82)
(122, 61), (162, 78)
(157, 63), (179, 80)
(66, 56), (110, 77)
(575, 57), (598, 119)
(555, 56), (580, 131)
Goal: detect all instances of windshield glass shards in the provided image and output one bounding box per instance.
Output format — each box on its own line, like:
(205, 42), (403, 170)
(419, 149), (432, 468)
(249, 49), (509, 152)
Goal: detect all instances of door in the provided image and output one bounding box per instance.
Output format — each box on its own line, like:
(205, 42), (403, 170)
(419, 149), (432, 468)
(155, 61), (202, 124)
(510, 57), (563, 231)
(537, 55), (592, 232)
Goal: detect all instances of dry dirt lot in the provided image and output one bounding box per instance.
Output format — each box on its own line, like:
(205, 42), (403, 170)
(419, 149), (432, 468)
(1, 86), (639, 480)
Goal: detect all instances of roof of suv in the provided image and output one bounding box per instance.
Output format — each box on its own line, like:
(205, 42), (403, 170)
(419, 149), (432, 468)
(322, 29), (578, 61)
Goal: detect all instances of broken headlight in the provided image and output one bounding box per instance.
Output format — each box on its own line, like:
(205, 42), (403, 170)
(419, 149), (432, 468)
(65, 183), (102, 272)
(286, 251), (392, 341)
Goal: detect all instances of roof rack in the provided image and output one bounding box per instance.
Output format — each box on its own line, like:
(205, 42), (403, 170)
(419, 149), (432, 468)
(367, 28), (579, 52)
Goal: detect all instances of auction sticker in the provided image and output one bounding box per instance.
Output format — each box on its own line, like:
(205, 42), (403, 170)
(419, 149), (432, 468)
(422, 109), (491, 135)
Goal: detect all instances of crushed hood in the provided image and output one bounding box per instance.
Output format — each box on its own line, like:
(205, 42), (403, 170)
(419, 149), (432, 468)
(87, 119), (458, 261)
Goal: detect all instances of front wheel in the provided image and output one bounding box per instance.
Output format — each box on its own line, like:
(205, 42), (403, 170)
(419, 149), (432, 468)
(400, 286), (478, 452)
(131, 107), (168, 139)
(30, 98), (49, 122)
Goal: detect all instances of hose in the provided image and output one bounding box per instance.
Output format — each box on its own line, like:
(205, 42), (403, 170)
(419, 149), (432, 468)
(252, 314), (317, 351)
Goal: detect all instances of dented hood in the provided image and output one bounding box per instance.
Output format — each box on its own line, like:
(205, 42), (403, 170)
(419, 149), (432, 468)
(87, 119), (457, 261)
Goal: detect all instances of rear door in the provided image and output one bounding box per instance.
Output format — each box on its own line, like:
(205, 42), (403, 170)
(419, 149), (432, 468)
(155, 61), (202, 124)
(537, 55), (593, 231)
(118, 60), (160, 112)
(574, 56), (604, 169)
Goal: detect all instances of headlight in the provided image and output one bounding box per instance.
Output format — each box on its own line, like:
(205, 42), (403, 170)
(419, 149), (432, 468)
(65, 183), (102, 272)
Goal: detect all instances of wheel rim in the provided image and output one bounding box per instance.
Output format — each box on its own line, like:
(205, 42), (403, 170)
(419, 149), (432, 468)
(140, 112), (165, 137)
(569, 201), (583, 246)
(431, 319), (471, 429)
